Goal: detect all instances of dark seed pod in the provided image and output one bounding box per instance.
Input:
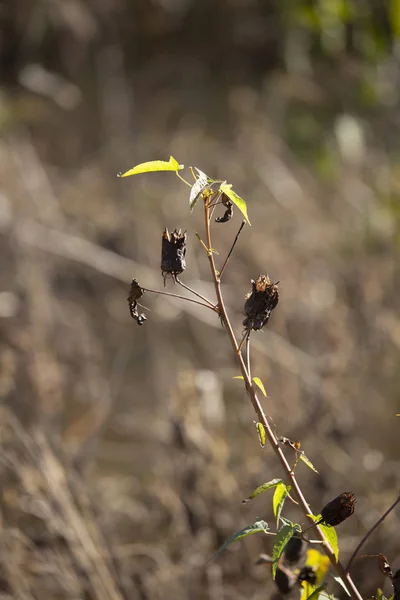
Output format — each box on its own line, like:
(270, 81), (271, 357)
(243, 275), (279, 332)
(275, 566), (297, 594)
(127, 279), (146, 326)
(318, 492), (357, 527)
(215, 194), (233, 223)
(378, 553), (392, 579)
(298, 565), (317, 585)
(392, 568), (400, 600)
(283, 534), (307, 567)
(161, 228), (187, 284)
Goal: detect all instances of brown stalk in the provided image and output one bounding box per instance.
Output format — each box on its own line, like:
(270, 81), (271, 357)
(203, 200), (363, 600)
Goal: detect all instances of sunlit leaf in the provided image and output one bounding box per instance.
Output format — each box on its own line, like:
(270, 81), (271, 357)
(305, 550), (330, 585)
(253, 377), (267, 397)
(303, 583), (327, 600)
(271, 523), (296, 578)
(256, 422), (266, 448)
(300, 582), (316, 600)
(319, 523), (339, 562)
(299, 453), (319, 473)
(333, 576), (351, 596)
(208, 520), (270, 562)
(233, 376), (244, 380)
(273, 482), (290, 526)
(189, 168), (210, 211)
(242, 479), (283, 504)
(219, 182), (251, 224)
(118, 156), (183, 177)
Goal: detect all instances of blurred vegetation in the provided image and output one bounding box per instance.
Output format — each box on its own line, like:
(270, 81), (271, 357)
(0, 1), (400, 598)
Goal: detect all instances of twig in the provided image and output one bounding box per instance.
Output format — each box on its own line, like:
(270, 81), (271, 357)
(245, 334), (252, 382)
(202, 203), (363, 600)
(219, 220), (246, 280)
(142, 286), (218, 312)
(346, 493), (400, 573)
(175, 276), (215, 307)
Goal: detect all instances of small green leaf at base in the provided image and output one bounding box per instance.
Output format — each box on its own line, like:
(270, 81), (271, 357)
(208, 520), (270, 563)
(302, 583), (328, 600)
(253, 377), (267, 397)
(219, 182), (251, 224)
(242, 479), (284, 504)
(273, 482), (291, 526)
(118, 156), (183, 177)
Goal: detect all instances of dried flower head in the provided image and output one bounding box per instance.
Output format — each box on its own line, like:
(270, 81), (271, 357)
(215, 193), (233, 223)
(318, 492), (357, 527)
(161, 227), (187, 284)
(283, 534), (307, 567)
(298, 565), (317, 585)
(243, 275), (279, 332)
(127, 279), (146, 326)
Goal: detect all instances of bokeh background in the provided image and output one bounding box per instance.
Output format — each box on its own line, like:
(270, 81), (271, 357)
(0, 1), (400, 598)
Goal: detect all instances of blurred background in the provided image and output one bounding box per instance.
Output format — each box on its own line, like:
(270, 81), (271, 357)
(0, 1), (399, 598)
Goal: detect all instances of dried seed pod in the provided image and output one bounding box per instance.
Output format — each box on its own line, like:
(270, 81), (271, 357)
(127, 279), (146, 326)
(243, 275), (279, 332)
(283, 534), (307, 567)
(161, 228), (187, 284)
(298, 565), (317, 585)
(378, 553), (392, 579)
(318, 492), (357, 527)
(392, 568), (400, 600)
(215, 193), (233, 223)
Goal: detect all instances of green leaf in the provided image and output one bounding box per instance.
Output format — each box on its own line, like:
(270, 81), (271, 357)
(118, 156), (183, 177)
(319, 523), (339, 562)
(189, 168), (210, 211)
(253, 377), (267, 397)
(299, 453), (319, 473)
(273, 482), (290, 526)
(208, 519), (270, 562)
(332, 576), (351, 596)
(255, 422), (266, 448)
(220, 182), (251, 225)
(304, 583), (327, 600)
(271, 523), (296, 578)
(233, 375), (244, 380)
(242, 479), (283, 504)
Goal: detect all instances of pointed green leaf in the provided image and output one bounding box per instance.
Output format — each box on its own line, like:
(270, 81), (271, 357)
(242, 479), (284, 504)
(209, 519), (270, 562)
(271, 523), (296, 578)
(299, 453), (319, 473)
(319, 523), (339, 562)
(253, 377), (267, 397)
(273, 482), (290, 526)
(255, 422), (266, 448)
(189, 168), (210, 210)
(332, 576), (351, 596)
(303, 583), (327, 600)
(118, 156), (183, 177)
(233, 376), (244, 380)
(220, 182), (251, 225)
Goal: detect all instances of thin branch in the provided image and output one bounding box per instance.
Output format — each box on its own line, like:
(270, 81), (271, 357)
(143, 286), (218, 312)
(245, 334), (252, 382)
(346, 493), (400, 573)
(219, 220), (246, 280)
(202, 204), (363, 600)
(175, 277), (215, 307)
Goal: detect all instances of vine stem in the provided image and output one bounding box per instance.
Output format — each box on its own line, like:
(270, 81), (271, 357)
(346, 493), (400, 573)
(203, 201), (363, 600)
